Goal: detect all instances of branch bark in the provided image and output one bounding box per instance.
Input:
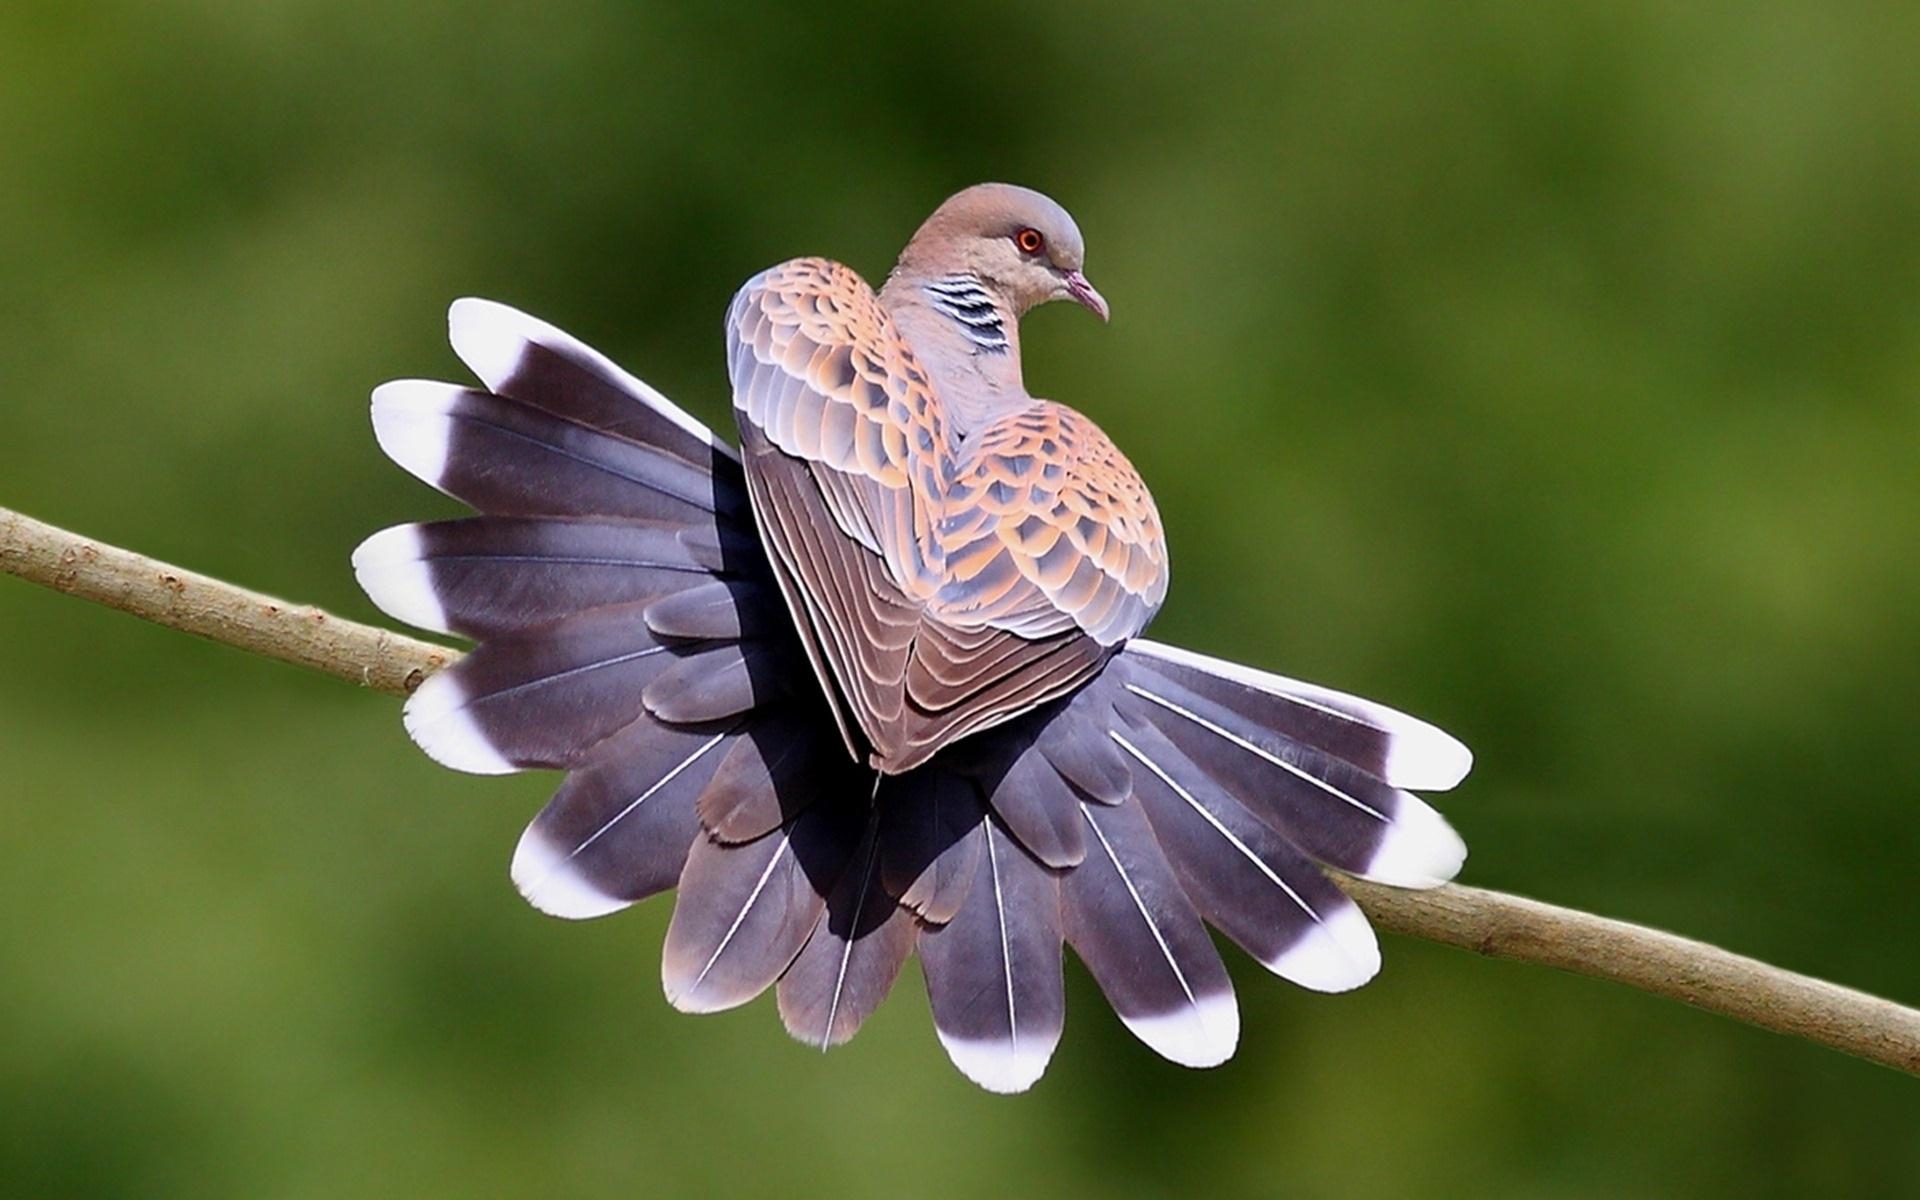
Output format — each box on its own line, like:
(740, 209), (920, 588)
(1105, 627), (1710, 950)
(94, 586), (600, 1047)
(1, 506), (454, 697)
(4, 502), (1916, 1077)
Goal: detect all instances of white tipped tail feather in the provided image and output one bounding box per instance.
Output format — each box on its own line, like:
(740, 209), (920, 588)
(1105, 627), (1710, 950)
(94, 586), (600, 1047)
(1270, 902), (1381, 993)
(401, 668), (517, 775)
(510, 824), (631, 920)
(447, 297), (739, 461)
(351, 524), (450, 635)
(936, 1028), (1059, 1095)
(1356, 792), (1467, 889)
(1128, 639), (1473, 791)
(1120, 990), (1241, 1069)
(369, 380), (465, 493)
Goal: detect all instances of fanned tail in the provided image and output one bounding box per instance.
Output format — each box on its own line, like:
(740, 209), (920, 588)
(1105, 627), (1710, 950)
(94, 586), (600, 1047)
(358, 299), (1472, 1097)
(1113, 646), (1469, 887)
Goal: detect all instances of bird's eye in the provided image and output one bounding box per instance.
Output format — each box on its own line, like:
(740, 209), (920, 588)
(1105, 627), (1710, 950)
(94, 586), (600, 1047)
(1014, 228), (1046, 255)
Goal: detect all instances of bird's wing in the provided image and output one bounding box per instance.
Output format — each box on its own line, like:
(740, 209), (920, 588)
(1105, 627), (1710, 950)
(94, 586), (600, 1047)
(729, 263), (1168, 771)
(883, 402), (1169, 763)
(935, 401), (1168, 646)
(727, 258), (951, 761)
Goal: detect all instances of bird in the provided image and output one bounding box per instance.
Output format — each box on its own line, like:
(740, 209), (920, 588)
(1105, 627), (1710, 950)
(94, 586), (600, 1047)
(354, 182), (1471, 1093)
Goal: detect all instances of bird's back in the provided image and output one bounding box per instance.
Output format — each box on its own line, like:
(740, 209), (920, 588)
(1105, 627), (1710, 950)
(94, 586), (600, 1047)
(729, 257), (1165, 771)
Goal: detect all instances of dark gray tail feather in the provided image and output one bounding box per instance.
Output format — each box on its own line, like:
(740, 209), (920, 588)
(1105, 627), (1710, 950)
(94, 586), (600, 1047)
(777, 809), (918, 1048)
(373, 381), (739, 525)
(1111, 717), (1380, 991)
(880, 770), (984, 925)
(1111, 652), (1467, 888)
(917, 816), (1065, 1093)
(511, 716), (739, 919)
(1063, 794), (1241, 1067)
(660, 798), (857, 1014)
(359, 299), (1470, 1094)
(694, 710), (841, 844)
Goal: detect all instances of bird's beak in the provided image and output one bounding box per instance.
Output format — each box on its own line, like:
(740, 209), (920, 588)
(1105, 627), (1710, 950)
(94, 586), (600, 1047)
(1063, 270), (1110, 322)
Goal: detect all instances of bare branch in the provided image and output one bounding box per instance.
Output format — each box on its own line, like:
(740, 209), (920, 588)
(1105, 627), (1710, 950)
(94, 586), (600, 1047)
(1342, 878), (1918, 1074)
(2, 506), (452, 697)
(4, 502), (1916, 1076)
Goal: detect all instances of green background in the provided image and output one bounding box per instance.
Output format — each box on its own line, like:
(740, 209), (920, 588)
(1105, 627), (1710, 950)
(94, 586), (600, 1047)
(3, 2), (1916, 1196)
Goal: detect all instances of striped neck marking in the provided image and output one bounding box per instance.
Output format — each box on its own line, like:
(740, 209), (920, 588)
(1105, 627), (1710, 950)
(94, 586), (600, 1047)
(923, 274), (1010, 354)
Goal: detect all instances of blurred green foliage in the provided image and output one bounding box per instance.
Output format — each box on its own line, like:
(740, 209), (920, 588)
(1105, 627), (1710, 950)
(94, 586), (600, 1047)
(2, 2), (1917, 1196)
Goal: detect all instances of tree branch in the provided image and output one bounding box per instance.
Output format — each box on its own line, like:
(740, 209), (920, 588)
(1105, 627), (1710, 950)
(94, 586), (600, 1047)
(1, 506), (454, 697)
(1342, 878), (1918, 1074)
(5, 502), (1916, 1076)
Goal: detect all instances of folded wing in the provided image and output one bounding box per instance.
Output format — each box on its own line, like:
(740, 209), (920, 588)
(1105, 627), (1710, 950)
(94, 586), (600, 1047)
(727, 259), (1168, 772)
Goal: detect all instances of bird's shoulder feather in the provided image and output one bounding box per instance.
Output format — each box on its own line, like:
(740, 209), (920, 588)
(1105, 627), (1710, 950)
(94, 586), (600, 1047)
(936, 400), (1168, 645)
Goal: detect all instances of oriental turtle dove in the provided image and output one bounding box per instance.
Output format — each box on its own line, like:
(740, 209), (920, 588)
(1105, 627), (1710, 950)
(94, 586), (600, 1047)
(357, 182), (1471, 1093)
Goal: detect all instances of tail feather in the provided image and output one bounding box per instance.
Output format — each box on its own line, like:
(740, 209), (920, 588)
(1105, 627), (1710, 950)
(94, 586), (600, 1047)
(977, 741), (1086, 868)
(919, 817), (1065, 1094)
(640, 641), (779, 724)
(660, 804), (856, 1014)
(1115, 720), (1380, 992)
(958, 686), (1145, 867)
(511, 716), (739, 919)
(1125, 639), (1471, 791)
(693, 712), (851, 844)
(448, 296), (741, 475)
(1062, 796), (1240, 1069)
(777, 813), (916, 1048)
(1033, 704), (1131, 804)
(401, 602), (674, 773)
(878, 770), (986, 926)
(1114, 658), (1466, 888)
(643, 578), (779, 641)
(353, 517), (727, 639)
(371, 381), (738, 526)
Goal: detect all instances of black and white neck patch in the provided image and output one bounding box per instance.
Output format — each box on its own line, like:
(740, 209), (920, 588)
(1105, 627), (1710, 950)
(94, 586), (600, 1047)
(923, 274), (1010, 354)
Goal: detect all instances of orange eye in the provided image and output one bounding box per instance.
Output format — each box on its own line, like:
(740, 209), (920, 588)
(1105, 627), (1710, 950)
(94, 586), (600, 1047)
(1014, 228), (1045, 255)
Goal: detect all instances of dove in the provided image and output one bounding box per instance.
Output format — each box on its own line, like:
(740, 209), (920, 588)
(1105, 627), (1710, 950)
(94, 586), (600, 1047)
(355, 182), (1471, 1093)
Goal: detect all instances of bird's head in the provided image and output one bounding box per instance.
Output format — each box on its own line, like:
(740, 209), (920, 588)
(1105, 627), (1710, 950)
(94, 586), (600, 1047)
(895, 182), (1109, 322)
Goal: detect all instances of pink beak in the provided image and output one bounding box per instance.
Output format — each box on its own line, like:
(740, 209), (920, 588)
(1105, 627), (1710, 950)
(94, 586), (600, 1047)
(1063, 270), (1110, 322)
